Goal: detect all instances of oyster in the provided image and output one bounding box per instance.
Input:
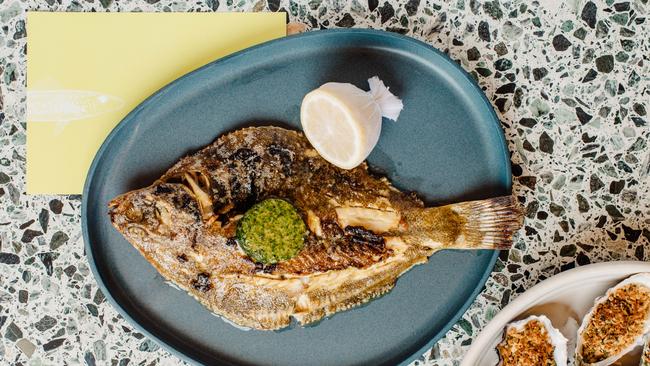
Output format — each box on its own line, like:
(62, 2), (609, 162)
(497, 315), (568, 366)
(576, 273), (650, 366)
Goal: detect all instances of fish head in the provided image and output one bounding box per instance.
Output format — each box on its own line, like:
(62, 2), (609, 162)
(109, 183), (202, 246)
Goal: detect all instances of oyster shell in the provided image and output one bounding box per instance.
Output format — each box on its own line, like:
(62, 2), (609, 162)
(497, 315), (568, 366)
(576, 273), (650, 366)
(640, 336), (650, 366)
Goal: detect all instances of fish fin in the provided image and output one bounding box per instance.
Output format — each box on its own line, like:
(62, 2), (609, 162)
(446, 195), (522, 250)
(296, 281), (396, 326)
(404, 195), (522, 250)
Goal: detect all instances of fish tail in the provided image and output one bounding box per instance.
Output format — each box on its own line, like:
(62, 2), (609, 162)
(404, 196), (522, 250)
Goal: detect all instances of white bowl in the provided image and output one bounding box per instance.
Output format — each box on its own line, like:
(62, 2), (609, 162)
(462, 261), (650, 366)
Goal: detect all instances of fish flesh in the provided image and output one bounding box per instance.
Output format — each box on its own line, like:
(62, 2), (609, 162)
(109, 126), (522, 330)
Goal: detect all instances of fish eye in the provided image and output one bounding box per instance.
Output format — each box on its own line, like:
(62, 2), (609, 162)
(124, 204), (143, 223)
(126, 225), (148, 238)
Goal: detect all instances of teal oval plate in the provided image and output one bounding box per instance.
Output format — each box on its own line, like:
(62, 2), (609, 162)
(82, 29), (511, 366)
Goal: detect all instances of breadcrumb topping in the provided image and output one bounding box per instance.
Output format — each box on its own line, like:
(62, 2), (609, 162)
(497, 319), (557, 366)
(580, 283), (650, 363)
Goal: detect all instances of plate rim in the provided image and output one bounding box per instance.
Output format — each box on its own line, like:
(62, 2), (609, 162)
(81, 28), (510, 366)
(461, 261), (650, 366)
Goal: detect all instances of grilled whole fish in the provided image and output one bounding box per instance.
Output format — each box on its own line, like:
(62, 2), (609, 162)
(109, 126), (522, 330)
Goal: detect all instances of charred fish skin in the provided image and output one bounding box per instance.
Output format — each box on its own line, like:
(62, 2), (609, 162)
(109, 126), (523, 330)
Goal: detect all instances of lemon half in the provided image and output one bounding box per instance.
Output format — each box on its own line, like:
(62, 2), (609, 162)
(300, 77), (402, 170)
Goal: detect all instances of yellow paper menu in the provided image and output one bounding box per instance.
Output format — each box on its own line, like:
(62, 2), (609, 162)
(26, 12), (286, 194)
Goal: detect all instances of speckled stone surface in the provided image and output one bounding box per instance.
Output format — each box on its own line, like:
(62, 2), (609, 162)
(0, 0), (648, 365)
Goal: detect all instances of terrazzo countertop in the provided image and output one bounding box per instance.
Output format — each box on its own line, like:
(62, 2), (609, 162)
(0, 0), (648, 365)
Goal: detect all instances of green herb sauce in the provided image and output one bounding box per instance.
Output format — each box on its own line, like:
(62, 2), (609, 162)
(236, 199), (307, 264)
